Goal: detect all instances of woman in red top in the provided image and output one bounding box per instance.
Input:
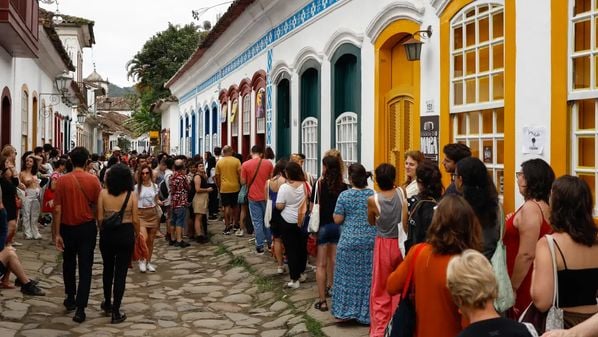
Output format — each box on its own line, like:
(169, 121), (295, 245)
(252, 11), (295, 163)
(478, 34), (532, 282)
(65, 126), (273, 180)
(504, 158), (554, 317)
(387, 195), (482, 337)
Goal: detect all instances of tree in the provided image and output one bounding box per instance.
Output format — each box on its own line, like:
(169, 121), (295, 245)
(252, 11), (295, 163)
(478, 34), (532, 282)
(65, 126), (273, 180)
(125, 23), (208, 135)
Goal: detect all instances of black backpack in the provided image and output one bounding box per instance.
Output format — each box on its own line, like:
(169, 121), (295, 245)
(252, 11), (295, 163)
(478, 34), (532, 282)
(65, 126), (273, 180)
(187, 174), (197, 203)
(159, 177), (169, 201)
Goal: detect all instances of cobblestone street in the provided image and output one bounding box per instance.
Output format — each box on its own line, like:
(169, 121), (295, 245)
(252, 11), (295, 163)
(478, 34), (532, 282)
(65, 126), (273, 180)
(0, 221), (369, 337)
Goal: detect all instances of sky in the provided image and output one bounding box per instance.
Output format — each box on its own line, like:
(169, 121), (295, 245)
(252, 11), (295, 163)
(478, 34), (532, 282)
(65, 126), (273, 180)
(39, 0), (228, 88)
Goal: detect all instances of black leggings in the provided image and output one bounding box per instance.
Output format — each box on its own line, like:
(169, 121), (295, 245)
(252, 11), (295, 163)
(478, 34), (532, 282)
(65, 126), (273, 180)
(207, 183), (219, 215)
(280, 218), (307, 281)
(99, 223), (134, 311)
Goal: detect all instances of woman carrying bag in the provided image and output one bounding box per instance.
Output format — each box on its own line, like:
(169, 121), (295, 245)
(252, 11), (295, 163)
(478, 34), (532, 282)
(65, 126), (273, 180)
(97, 163), (139, 324)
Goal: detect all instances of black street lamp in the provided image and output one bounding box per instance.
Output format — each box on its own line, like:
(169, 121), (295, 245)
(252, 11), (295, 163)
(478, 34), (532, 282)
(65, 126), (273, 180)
(403, 26), (433, 62)
(39, 71), (73, 117)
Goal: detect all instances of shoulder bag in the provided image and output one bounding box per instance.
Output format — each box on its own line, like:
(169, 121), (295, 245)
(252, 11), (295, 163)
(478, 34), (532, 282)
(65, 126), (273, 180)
(307, 179), (321, 233)
(102, 191), (131, 231)
(403, 197), (437, 255)
(384, 243), (427, 337)
(518, 234), (564, 334)
(264, 180), (273, 229)
(238, 159), (263, 204)
(491, 203), (515, 312)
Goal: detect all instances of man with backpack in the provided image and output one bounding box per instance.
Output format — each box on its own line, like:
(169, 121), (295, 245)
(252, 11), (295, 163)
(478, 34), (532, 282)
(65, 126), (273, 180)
(158, 157), (174, 243)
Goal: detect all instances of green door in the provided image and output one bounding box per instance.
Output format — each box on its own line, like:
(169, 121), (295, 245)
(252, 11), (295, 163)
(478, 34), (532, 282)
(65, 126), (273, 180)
(276, 79), (291, 160)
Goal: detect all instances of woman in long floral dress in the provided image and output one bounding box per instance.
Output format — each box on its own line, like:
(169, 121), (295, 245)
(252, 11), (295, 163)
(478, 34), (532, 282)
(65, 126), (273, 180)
(331, 163), (376, 324)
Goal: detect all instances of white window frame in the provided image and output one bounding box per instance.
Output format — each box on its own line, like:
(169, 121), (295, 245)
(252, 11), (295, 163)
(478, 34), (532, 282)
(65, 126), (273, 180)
(570, 99), (598, 215)
(450, 1), (505, 196)
(568, 0), (598, 100)
(242, 94), (250, 135)
(301, 117), (319, 177)
(335, 112), (358, 168)
(212, 133), (218, 150)
(450, 1), (505, 110)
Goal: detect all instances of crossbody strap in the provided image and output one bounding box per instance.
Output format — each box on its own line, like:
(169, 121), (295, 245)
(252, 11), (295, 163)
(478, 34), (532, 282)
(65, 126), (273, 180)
(118, 191), (132, 217)
(545, 234), (560, 308)
(71, 174), (92, 207)
(247, 159), (263, 190)
(313, 178), (320, 204)
(402, 243), (427, 298)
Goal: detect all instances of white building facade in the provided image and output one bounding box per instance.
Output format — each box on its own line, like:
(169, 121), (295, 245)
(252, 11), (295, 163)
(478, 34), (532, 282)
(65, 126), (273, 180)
(164, 0), (583, 213)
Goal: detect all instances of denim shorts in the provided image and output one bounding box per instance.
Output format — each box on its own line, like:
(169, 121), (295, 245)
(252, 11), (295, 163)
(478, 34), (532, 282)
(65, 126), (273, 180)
(317, 222), (340, 245)
(171, 207), (187, 228)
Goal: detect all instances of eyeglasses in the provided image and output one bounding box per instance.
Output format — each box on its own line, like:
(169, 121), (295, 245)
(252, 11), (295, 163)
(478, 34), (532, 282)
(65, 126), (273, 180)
(516, 171), (523, 178)
(141, 172), (150, 175)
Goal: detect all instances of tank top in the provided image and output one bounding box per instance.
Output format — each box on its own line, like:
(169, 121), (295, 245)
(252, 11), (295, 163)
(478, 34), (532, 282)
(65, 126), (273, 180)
(553, 239), (598, 308)
(373, 189), (402, 238)
(504, 201), (552, 313)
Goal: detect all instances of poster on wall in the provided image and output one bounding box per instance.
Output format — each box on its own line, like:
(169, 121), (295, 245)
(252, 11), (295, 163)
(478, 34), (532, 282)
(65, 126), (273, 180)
(230, 99), (238, 123)
(420, 115), (439, 164)
(256, 88), (266, 118)
(220, 103), (227, 123)
(522, 126), (546, 155)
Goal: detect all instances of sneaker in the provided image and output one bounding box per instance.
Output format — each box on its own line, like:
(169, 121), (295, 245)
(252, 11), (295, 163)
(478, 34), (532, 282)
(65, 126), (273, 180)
(138, 260), (147, 273)
(21, 282), (45, 296)
(63, 298), (76, 312)
(256, 247), (265, 255)
(165, 233), (171, 242)
(168, 239), (175, 246)
(33, 234), (42, 240)
(235, 229), (244, 237)
(147, 263), (156, 272)
(175, 241), (190, 248)
(286, 280), (300, 289)
(223, 227), (232, 235)
(299, 273), (307, 282)
(11, 241), (23, 247)
(277, 266), (285, 274)
(306, 262), (316, 272)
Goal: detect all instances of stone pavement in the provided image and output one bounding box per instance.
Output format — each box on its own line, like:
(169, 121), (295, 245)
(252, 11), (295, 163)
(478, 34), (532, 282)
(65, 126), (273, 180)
(0, 220), (369, 337)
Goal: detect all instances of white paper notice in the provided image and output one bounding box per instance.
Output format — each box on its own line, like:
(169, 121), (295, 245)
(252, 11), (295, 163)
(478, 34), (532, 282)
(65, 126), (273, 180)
(522, 126), (546, 155)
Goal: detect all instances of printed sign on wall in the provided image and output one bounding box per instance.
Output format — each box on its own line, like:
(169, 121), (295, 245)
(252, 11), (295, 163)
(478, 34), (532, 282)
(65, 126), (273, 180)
(522, 126), (546, 155)
(420, 115), (439, 164)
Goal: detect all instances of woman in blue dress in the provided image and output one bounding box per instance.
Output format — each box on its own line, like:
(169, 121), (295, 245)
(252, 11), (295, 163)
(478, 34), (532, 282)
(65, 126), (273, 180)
(331, 163), (376, 324)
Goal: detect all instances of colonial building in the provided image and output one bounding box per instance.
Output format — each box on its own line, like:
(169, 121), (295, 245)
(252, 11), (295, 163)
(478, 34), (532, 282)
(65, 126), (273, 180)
(164, 0), (587, 213)
(0, 1), (94, 160)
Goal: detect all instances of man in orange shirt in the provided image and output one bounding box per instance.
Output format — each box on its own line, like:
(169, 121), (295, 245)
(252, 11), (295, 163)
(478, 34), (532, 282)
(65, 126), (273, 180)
(53, 147), (102, 323)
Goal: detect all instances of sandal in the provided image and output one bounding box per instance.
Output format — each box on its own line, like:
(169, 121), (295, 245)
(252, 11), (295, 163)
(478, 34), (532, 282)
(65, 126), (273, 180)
(314, 300), (328, 312)
(0, 283), (16, 289)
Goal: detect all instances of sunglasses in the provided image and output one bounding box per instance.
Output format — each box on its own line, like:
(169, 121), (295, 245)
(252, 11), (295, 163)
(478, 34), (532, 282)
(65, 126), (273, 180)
(141, 172), (150, 175)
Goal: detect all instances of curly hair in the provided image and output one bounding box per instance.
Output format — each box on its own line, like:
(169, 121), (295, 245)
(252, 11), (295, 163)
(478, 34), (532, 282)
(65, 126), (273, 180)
(403, 150), (425, 186)
(322, 155), (345, 195)
(375, 163), (396, 191)
(521, 158), (555, 203)
(427, 195), (482, 255)
(550, 175), (598, 247)
(106, 163), (134, 196)
(416, 159), (444, 200)
(456, 157), (498, 229)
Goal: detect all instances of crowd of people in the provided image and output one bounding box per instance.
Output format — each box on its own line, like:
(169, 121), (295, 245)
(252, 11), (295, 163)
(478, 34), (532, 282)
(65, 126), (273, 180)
(0, 141), (596, 337)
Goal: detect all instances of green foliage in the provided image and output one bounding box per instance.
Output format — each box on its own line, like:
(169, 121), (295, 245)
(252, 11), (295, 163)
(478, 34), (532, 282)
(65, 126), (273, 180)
(126, 23), (207, 135)
(304, 315), (325, 337)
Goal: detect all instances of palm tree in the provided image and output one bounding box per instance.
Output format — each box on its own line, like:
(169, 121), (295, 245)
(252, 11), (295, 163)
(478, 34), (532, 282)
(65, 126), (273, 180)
(123, 106), (161, 137)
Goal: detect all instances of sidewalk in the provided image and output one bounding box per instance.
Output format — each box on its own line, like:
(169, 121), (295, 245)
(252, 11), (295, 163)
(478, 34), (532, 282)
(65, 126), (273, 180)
(0, 220), (369, 336)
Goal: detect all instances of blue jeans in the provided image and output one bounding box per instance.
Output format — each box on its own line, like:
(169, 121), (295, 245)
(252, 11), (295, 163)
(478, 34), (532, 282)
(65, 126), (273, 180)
(171, 207), (187, 228)
(248, 200), (272, 249)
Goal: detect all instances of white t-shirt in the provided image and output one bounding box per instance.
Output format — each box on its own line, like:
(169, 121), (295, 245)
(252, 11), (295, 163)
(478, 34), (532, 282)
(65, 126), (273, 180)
(276, 183), (306, 224)
(136, 183), (158, 208)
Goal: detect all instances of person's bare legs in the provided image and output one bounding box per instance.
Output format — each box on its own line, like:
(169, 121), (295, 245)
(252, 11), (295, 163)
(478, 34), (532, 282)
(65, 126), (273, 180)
(327, 244), (337, 291)
(273, 237), (284, 268)
(224, 206), (232, 230)
(0, 248), (30, 285)
(146, 228), (157, 262)
(316, 244), (329, 303)
(193, 213), (204, 237)
(239, 204), (247, 232)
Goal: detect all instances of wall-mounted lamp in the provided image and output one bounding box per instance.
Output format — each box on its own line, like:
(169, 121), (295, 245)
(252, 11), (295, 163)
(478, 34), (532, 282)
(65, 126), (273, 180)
(77, 113), (86, 124)
(403, 25), (433, 61)
(39, 71), (73, 118)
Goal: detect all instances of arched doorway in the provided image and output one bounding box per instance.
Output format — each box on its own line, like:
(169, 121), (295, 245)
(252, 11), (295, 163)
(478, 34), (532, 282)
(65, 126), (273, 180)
(32, 95), (38, 148)
(374, 20), (421, 185)
(276, 77), (291, 160)
(1, 87), (11, 147)
(300, 66), (320, 177)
